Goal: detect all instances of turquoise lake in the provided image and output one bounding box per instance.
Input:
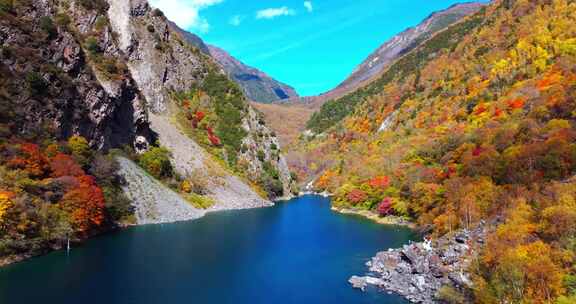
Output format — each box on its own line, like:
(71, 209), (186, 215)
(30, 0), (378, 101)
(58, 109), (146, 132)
(0, 195), (415, 304)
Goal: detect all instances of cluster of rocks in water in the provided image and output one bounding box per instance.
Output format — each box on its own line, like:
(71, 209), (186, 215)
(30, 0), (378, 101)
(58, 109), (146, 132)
(350, 223), (488, 303)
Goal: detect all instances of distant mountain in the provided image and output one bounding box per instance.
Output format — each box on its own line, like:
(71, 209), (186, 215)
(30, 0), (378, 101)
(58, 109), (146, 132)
(167, 20), (211, 54)
(166, 23), (299, 103)
(208, 45), (299, 103)
(338, 2), (486, 92)
(258, 3), (485, 147)
(283, 2), (485, 110)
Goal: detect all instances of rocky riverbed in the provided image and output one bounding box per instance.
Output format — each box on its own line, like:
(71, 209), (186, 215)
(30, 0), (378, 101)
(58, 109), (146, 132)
(350, 223), (488, 303)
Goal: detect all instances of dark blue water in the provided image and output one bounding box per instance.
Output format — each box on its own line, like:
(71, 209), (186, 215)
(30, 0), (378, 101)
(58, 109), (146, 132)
(0, 195), (414, 304)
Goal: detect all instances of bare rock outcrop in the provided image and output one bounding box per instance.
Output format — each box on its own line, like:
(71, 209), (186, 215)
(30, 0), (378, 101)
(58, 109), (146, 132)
(105, 0), (295, 200)
(0, 0), (153, 150)
(351, 224), (488, 303)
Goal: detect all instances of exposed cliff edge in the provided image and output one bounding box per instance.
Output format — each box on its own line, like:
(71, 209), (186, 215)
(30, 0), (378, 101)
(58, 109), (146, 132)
(0, 0), (153, 150)
(105, 0), (295, 203)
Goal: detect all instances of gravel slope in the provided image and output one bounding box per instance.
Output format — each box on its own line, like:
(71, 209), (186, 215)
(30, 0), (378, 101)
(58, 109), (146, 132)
(149, 114), (272, 211)
(117, 157), (206, 225)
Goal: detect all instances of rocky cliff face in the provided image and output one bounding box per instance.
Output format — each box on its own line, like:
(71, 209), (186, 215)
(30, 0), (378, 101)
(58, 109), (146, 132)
(105, 0), (294, 200)
(0, 0), (153, 150)
(1, 0), (294, 209)
(208, 45), (299, 103)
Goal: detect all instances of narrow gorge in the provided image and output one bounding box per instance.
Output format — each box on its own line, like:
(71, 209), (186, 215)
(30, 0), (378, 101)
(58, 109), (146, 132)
(1, 1), (576, 304)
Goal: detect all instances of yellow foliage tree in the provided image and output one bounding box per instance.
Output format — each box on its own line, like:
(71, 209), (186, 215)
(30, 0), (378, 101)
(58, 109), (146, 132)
(0, 191), (14, 226)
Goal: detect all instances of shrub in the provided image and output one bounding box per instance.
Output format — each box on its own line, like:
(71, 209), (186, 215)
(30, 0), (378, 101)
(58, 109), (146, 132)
(103, 186), (134, 223)
(556, 295), (576, 304)
(185, 193), (214, 209)
(189, 170), (208, 194)
(94, 16), (108, 32)
(0, 0), (13, 13)
(84, 36), (100, 55)
(260, 175), (284, 198)
(77, 0), (108, 13)
(152, 8), (164, 17)
(147, 24), (155, 33)
(436, 285), (465, 304)
(39, 16), (57, 40)
(89, 154), (119, 185)
(290, 171), (298, 182)
(257, 150), (266, 162)
(26, 72), (47, 95)
(138, 147), (173, 179)
(55, 13), (71, 27)
(68, 136), (92, 166)
(180, 180), (192, 193)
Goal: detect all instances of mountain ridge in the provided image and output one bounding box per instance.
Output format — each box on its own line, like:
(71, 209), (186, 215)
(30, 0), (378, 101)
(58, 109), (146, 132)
(254, 2), (485, 147)
(207, 45), (299, 103)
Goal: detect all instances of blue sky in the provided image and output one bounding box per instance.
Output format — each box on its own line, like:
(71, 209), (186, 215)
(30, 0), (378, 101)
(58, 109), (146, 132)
(149, 0), (482, 96)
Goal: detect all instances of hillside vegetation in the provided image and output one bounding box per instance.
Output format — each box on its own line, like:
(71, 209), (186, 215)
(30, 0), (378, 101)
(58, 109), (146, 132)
(300, 0), (576, 302)
(0, 0), (294, 264)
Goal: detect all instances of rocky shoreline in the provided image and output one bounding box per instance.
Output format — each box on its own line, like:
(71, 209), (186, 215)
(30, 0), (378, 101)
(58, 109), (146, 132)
(331, 207), (416, 228)
(350, 223), (488, 303)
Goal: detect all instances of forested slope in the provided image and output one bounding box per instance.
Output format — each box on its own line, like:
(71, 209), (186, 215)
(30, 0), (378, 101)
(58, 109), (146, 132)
(298, 1), (576, 302)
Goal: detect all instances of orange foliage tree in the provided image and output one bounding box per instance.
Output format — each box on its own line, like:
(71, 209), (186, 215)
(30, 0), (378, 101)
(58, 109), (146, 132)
(50, 153), (85, 178)
(60, 175), (105, 233)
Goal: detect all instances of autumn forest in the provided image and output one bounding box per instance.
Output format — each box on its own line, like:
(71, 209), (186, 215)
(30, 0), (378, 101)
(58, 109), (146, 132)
(2, 0), (576, 303)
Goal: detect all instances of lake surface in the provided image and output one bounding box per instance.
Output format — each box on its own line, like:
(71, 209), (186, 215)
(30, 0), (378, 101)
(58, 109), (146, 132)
(0, 195), (415, 304)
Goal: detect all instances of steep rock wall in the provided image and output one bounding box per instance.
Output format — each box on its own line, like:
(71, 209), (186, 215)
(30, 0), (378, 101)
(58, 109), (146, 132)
(0, 0), (152, 150)
(106, 0), (295, 200)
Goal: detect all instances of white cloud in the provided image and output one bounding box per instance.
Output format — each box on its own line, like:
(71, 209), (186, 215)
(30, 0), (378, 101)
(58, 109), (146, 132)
(149, 0), (223, 33)
(256, 7), (296, 20)
(304, 1), (313, 13)
(229, 15), (244, 26)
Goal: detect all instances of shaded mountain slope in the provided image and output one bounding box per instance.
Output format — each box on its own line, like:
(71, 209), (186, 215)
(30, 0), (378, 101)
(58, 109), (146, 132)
(208, 45), (299, 103)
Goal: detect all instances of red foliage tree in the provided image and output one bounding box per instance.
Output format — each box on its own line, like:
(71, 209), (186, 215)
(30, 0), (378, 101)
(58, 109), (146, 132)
(50, 153), (84, 178)
(196, 111), (206, 122)
(61, 175), (105, 233)
(493, 108), (503, 118)
(8, 143), (49, 177)
(368, 176), (390, 189)
(472, 146), (484, 157)
(208, 135), (221, 146)
(191, 111), (206, 129)
(507, 98), (526, 110)
(347, 189), (367, 205)
(206, 127), (222, 146)
(378, 198), (393, 216)
(475, 105), (488, 115)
